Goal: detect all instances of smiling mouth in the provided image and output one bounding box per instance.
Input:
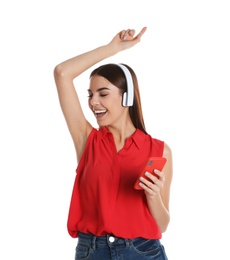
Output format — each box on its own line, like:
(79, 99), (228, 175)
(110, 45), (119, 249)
(93, 109), (107, 118)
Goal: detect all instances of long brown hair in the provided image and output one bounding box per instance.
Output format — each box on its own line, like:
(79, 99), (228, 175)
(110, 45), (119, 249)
(90, 63), (147, 134)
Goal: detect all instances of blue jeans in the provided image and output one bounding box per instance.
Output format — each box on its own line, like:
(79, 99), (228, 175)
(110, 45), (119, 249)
(75, 232), (168, 260)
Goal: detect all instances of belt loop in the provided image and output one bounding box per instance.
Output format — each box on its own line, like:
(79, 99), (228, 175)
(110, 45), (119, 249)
(125, 239), (130, 247)
(92, 235), (97, 250)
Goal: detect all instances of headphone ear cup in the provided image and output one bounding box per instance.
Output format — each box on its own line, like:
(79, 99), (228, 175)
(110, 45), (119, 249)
(122, 92), (127, 106)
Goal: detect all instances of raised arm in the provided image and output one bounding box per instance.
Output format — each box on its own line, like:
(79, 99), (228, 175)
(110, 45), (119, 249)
(53, 27), (147, 161)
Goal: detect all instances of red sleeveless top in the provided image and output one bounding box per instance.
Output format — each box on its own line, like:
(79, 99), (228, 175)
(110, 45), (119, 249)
(67, 127), (164, 239)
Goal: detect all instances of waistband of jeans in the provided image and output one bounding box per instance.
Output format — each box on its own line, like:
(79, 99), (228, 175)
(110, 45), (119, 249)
(78, 232), (131, 249)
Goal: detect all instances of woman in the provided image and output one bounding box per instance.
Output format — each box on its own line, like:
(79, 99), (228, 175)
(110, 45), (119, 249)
(54, 26), (173, 260)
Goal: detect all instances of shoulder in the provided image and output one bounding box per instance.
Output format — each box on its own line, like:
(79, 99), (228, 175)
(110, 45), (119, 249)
(163, 142), (172, 156)
(84, 127), (108, 145)
(142, 131), (165, 156)
(142, 131), (163, 144)
(163, 142), (173, 166)
(145, 131), (164, 147)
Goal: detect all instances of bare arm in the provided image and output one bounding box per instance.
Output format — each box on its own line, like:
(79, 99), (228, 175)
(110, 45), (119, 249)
(53, 27), (147, 162)
(139, 143), (173, 232)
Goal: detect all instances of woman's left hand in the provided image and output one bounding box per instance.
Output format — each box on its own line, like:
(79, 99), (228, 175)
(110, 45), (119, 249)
(139, 169), (165, 196)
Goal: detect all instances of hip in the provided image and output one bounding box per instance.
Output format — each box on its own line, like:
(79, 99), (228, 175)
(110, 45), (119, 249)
(75, 232), (168, 260)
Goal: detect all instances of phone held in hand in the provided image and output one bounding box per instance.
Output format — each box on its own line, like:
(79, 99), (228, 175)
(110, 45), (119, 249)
(134, 157), (167, 190)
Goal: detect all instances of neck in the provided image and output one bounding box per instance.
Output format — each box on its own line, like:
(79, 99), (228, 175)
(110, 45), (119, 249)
(106, 121), (136, 152)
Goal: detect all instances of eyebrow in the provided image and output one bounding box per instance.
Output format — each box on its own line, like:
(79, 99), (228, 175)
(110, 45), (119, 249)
(87, 87), (110, 93)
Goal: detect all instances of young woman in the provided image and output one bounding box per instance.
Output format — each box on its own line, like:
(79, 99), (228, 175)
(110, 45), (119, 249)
(54, 26), (173, 260)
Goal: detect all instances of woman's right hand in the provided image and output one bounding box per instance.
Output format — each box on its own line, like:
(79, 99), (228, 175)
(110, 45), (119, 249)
(108, 27), (147, 53)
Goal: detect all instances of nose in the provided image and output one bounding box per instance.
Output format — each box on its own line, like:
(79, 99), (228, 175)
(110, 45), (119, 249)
(89, 96), (100, 106)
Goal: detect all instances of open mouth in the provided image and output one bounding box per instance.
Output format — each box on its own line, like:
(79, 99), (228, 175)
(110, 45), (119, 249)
(93, 109), (107, 118)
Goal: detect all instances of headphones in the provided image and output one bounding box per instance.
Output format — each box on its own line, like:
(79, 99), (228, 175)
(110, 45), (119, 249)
(116, 64), (134, 107)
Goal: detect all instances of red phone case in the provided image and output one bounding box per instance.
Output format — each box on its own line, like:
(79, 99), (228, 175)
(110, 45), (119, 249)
(134, 157), (167, 190)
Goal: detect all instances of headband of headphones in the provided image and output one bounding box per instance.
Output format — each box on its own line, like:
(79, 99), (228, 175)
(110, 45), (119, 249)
(116, 64), (134, 107)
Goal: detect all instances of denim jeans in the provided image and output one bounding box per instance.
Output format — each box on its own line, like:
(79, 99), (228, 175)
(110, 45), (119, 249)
(75, 232), (168, 260)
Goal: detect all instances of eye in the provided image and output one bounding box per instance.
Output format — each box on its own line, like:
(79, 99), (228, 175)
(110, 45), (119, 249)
(100, 93), (108, 97)
(87, 91), (93, 99)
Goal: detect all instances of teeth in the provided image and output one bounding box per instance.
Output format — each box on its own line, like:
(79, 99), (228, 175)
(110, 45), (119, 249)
(94, 110), (107, 114)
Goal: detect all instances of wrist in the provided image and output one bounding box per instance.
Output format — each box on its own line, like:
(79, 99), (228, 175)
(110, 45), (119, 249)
(106, 41), (121, 56)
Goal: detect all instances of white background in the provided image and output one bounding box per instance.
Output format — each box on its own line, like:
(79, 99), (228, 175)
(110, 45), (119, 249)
(0, 0), (230, 259)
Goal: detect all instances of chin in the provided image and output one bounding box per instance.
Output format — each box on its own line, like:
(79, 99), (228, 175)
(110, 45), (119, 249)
(97, 122), (106, 128)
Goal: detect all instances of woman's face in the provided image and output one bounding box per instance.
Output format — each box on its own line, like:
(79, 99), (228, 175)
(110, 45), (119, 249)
(88, 75), (127, 127)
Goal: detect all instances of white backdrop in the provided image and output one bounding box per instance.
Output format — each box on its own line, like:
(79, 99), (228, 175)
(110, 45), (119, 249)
(0, 1), (230, 259)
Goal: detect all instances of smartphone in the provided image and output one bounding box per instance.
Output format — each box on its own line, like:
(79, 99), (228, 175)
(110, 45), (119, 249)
(134, 157), (167, 190)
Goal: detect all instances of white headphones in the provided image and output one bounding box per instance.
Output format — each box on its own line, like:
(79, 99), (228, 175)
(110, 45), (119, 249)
(116, 64), (134, 107)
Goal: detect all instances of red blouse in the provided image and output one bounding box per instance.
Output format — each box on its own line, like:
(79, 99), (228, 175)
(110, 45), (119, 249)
(67, 127), (164, 239)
